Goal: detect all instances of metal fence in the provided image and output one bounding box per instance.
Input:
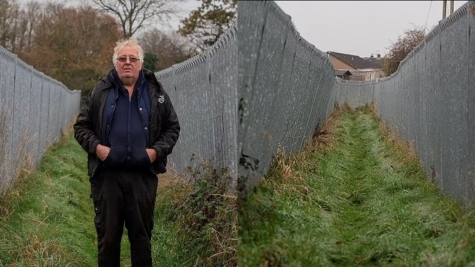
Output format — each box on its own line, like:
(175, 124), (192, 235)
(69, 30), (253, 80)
(155, 26), (238, 181)
(237, 0), (475, 206)
(334, 1), (475, 205)
(237, 1), (336, 196)
(0, 46), (81, 193)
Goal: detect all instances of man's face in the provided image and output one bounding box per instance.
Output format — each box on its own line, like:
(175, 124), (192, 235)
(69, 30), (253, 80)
(114, 46), (142, 87)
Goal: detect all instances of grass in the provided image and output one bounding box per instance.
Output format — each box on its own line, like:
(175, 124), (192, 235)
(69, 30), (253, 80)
(0, 128), (237, 267)
(0, 129), (96, 266)
(239, 105), (475, 266)
(166, 161), (237, 266)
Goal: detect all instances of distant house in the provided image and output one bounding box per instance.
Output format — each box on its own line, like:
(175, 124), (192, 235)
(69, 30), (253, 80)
(327, 51), (384, 82)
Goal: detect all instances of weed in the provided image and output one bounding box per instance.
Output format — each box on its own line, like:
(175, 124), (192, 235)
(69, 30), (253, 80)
(168, 160), (237, 266)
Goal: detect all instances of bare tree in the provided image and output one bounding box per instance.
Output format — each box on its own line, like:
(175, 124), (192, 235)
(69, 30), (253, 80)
(12, 1), (42, 55)
(138, 28), (194, 71)
(89, 0), (184, 38)
(0, 0), (19, 51)
(382, 27), (425, 76)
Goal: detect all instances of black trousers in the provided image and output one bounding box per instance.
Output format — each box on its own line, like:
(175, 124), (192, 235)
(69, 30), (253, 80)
(90, 168), (158, 267)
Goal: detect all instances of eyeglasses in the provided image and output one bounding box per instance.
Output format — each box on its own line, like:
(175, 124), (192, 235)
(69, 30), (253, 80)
(116, 56), (140, 63)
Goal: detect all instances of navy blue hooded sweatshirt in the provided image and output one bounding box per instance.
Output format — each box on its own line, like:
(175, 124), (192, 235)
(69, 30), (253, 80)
(101, 69), (152, 170)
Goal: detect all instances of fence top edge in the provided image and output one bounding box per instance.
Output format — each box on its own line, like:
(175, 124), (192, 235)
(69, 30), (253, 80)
(156, 24), (237, 77)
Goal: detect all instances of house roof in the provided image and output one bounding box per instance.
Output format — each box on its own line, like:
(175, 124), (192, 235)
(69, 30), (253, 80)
(327, 51), (382, 70)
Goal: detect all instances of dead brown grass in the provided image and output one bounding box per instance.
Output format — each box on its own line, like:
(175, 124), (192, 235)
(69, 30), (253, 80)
(260, 104), (347, 200)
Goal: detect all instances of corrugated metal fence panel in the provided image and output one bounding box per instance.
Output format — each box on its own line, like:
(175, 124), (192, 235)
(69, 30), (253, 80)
(439, 8), (470, 202)
(30, 70), (43, 167)
(11, 63), (31, 179)
(467, 4), (475, 205)
(155, 26), (238, 180)
(39, 80), (51, 161)
(237, 1), (336, 195)
(236, 1), (475, 205)
(0, 49), (16, 185)
(331, 1), (475, 205)
(0, 46), (81, 193)
(208, 29), (238, 175)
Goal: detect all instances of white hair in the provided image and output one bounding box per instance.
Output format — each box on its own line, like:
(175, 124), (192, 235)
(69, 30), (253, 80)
(112, 38), (144, 65)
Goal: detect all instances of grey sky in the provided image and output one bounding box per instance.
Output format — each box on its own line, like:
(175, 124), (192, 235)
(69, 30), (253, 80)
(20, 0), (467, 57)
(20, 0), (201, 34)
(275, 1), (467, 57)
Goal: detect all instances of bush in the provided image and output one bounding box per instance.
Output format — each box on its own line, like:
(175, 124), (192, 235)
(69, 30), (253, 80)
(170, 160), (237, 266)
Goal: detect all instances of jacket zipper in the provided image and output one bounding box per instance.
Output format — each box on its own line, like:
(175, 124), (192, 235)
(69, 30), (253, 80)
(127, 95), (131, 168)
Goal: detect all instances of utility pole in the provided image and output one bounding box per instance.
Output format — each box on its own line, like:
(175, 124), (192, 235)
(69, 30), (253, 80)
(442, 0), (447, 19)
(443, 0), (455, 20)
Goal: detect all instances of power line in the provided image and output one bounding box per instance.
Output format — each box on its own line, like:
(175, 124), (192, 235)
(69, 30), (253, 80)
(424, 0), (433, 33)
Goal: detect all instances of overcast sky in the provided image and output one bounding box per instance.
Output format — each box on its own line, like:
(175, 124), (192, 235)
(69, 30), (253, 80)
(21, 0), (467, 57)
(19, 0), (202, 34)
(275, 1), (467, 57)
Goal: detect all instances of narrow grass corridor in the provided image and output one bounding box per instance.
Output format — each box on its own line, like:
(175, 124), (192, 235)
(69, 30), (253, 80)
(0, 131), (188, 266)
(239, 106), (475, 266)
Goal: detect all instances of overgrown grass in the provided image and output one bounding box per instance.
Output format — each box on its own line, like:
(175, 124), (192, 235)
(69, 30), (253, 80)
(0, 129), (237, 266)
(152, 162), (237, 267)
(165, 161), (237, 266)
(239, 105), (475, 266)
(0, 129), (96, 266)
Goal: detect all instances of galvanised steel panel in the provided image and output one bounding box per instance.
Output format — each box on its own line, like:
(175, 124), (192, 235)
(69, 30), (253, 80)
(322, 61), (337, 120)
(467, 0), (475, 206)
(47, 83), (59, 144)
(159, 0), (475, 204)
(439, 11), (469, 203)
(329, 1), (474, 205)
(0, 48), (16, 187)
(238, 0), (269, 141)
(418, 40), (431, 175)
(260, 5), (295, 159)
(179, 60), (208, 169)
(239, 2), (289, 179)
(270, 23), (298, 157)
(403, 55), (414, 142)
(304, 57), (327, 141)
(285, 41), (311, 153)
(155, 26), (237, 181)
(0, 47), (16, 189)
(211, 28), (237, 176)
(237, 1), (274, 192)
(0, 46), (80, 195)
(39, 81), (50, 160)
(276, 32), (300, 156)
(237, 1), (337, 195)
(11, 63), (32, 178)
(424, 29), (442, 185)
(158, 69), (184, 171)
(394, 71), (403, 138)
(412, 44), (424, 158)
(30, 70), (43, 167)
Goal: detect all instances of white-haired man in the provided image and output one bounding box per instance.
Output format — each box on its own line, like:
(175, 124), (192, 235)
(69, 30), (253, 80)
(74, 38), (180, 266)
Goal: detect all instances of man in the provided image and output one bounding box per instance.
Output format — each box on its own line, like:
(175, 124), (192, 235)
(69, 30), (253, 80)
(74, 38), (180, 266)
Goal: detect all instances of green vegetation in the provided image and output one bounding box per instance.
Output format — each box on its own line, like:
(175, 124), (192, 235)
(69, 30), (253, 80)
(0, 130), (237, 266)
(239, 105), (475, 266)
(167, 161), (237, 266)
(179, 0), (238, 51)
(0, 130), (96, 266)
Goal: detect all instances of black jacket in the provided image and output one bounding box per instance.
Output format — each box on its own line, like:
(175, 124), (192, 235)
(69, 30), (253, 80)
(74, 68), (180, 177)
